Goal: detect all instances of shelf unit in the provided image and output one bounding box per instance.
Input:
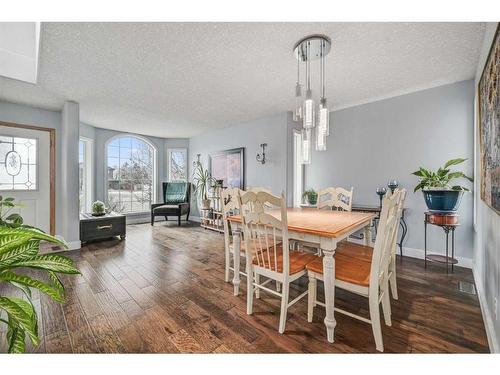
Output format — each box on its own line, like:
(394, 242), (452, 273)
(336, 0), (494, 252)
(200, 184), (225, 233)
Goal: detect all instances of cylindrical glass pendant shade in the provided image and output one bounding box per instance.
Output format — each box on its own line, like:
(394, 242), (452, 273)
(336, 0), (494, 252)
(301, 129), (312, 164)
(303, 89), (315, 129)
(293, 83), (303, 121)
(318, 97), (329, 136)
(315, 126), (327, 151)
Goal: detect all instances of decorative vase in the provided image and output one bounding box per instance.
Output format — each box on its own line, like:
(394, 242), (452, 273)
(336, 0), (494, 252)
(202, 199), (211, 209)
(422, 190), (464, 213)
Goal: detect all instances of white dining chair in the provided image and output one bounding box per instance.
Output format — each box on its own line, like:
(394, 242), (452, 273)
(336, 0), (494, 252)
(317, 187), (337, 210)
(334, 188), (406, 300)
(334, 186), (354, 212)
(239, 189), (317, 333)
(306, 189), (402, 352)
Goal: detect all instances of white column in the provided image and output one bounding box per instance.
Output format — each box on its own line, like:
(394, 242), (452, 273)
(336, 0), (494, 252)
(60, 101), (81, 249)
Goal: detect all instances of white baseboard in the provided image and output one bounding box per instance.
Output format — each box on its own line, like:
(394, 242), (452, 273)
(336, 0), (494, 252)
(46, 238), (81, 253)
(66, 240), (82, 250)
(473, 266), (499, 353)
(401, 246), (472, 269)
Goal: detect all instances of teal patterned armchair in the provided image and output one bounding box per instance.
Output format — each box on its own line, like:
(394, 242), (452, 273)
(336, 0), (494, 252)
(151, 182), (191, 226)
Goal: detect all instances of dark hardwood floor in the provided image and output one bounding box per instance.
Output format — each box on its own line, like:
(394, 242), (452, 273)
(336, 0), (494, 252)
(0, 222), (490, 353)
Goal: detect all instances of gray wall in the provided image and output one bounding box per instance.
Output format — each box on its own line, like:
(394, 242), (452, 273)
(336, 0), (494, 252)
(473, 22), (500, 353)
(303, 80), (475, 263)
(188, 113), (289, 217)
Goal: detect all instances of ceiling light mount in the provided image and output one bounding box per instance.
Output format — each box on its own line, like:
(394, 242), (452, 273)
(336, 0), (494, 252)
(293, 35), (331, 62)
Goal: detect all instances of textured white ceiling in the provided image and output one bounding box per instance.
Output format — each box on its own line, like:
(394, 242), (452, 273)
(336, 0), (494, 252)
(0, 22), (485, 138)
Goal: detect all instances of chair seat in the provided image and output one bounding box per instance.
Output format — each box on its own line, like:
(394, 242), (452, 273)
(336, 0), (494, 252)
(153, 204), (181, 213)
(253, 244), (318, 274)
(336, 242), (374, 262)
(306, 252), (372, 287)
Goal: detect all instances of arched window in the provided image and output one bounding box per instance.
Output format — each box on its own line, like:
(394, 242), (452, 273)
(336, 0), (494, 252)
(106, 135), (156, 214)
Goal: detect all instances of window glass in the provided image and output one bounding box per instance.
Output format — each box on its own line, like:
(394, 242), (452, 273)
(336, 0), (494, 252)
(107, 136), (155, 214)
(0, 135), (37, 191)
(168, 149), (187, 182)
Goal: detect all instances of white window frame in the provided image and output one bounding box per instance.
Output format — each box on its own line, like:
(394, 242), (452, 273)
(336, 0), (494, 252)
(104, 134), (157, 215)
(167, 148), (188, 182)
(293, 129), (304, 207)
(79, 137), (93, 213)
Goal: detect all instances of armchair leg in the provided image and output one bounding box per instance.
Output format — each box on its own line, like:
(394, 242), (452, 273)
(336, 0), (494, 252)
(178, 215), (181, 226)
(186, 212), (190, 221)
(151, 213), (154, 226)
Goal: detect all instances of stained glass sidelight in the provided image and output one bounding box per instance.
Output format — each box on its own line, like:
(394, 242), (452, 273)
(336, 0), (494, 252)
(0, 136), (38, 191)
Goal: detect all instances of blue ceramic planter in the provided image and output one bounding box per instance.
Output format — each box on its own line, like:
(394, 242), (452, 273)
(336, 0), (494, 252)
(422, 190), (464, 213)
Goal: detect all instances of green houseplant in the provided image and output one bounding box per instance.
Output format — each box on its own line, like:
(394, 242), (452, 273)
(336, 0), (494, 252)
(192, 163), (216, 209)
(412, 158), (473, 212)
(302, 189), (318, 205)
(0, 196), (80, 353)
(91, 200), (106, 216)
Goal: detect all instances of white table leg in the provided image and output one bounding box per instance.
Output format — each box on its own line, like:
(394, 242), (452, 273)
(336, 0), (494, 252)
(232, 232), (241, 296)
(363, 220), (373, 246)
(322, 246), (337, 343)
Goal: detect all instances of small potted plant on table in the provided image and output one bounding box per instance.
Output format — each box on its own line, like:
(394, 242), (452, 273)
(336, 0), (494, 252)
(412, 158), (473, 213)
(91, 200), (106, 216)
(302, 189), (318, 205)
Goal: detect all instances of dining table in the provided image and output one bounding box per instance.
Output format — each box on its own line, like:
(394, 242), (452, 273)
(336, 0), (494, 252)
(227, 207), (376, 343)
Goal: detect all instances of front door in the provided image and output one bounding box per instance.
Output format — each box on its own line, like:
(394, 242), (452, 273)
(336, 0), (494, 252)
(0, 125), (51, 233)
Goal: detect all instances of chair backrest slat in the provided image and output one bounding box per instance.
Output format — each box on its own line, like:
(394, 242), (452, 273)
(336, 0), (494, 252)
(369, 190), (401, 295)
(239, 190), (288, 276)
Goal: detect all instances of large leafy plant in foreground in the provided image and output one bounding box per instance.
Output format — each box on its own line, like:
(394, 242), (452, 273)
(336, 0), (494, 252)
(0, 196), (80, 353)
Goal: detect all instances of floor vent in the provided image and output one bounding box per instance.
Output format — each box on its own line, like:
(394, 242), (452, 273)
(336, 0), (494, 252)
(458, 281), (477, 295)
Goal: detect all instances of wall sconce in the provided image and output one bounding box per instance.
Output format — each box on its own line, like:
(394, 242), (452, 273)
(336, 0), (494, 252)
(256, 143), (267, 164)
(193, 153), (201, 167)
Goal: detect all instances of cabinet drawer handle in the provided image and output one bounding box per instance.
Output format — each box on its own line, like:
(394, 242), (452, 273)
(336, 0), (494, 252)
(97, 224), (113, 230)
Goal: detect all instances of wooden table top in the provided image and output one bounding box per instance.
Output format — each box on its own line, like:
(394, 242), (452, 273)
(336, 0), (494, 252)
(227, 208), (376, 238)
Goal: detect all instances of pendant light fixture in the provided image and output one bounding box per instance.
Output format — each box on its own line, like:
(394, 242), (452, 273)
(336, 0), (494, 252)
(303, 41), (315, 130)
(293, 35), (332, 162)
(301, 129), (312, 165)
(293, 54), (303, 122)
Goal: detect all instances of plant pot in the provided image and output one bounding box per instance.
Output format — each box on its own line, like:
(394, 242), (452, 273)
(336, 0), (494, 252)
(201, 199), (211, 210)
(307, 196), (318, 205)
(422, 190), (464, 213)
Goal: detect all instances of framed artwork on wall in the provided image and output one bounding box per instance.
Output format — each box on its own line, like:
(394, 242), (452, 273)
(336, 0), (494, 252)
(209, 147), (245, 189)
(478, 24), (500, 215)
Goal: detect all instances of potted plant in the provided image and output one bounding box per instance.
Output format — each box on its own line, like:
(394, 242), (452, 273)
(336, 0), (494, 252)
(0, 196), (80, 353)
(412, 158), (473, 213)
(302, 189), (318, 205)
(192, 163), (216, 210)
(91, 200), (106, 216)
